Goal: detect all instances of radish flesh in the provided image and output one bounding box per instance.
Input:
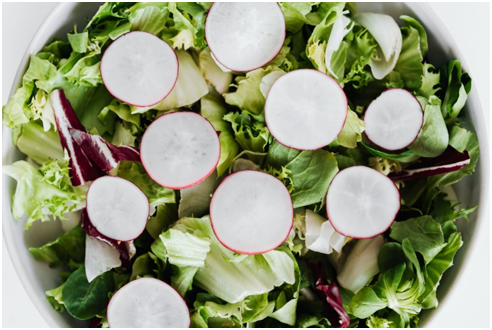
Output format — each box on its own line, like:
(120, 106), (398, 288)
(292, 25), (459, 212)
(86, 177), (149, 242)
(69, 128), (140, 172)
(264, 69), (348, 150)
(210, 170), (293, 254)
(140, 112), (220, 189)
(205, 3), (286, 72)
(326, 166), (400, 239)
(107, 278), (190, 328)
(100, 31), (179, 107)
(364, 88), (423, 151)
(51, 89), (105, 186)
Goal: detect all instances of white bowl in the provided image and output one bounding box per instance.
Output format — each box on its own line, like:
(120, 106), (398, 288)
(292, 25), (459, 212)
(2, 3), (489, 328)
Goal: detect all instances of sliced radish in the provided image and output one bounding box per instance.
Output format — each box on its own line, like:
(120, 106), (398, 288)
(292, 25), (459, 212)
(85, 235), (121, 283)
(264, 69), (348, 150)
(364, 88), (423, 151)
(69, 128), (140, 172)
(209, 170), (293, 254)
(205, 3), (286, 72)
(326, 166), (400, 239)
(140, 112), (220, 189)
(100, 31), (179, 107)
(86, 176), (149, 241)
(107, 278), (190, 328)
(51, 89), (105, 186)
(389, 146), (470, 181)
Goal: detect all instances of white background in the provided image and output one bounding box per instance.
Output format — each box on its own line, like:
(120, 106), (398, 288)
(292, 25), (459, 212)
(2, 2), (490, 328)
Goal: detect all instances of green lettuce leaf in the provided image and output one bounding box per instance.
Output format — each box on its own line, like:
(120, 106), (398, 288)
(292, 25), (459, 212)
(280, 2), (319, 33)
(46, 283), (66, 312)
(334, 109), (365, 148)
(393, 23), (423, 91)
(409, 95), (449, 158)
(15, 121), (64, 165)
(3, 158), (86, 229)
(223, 112), (270, 153)
(440, 60), (472, 122)
(266, 140), (338, 209)
(201, 90), (239, 176)
(126, 2), (170, 35)
(164, 216), (296, 304)
(117, 161), (175, 208)
(389, 216), (446, 265)
(29, 226), (85, 268)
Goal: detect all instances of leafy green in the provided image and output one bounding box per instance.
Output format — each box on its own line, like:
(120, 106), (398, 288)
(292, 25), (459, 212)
(29, 225), (85, 268)
(201, 90), (239, 176)
(334, 109), (365, 148)
(267, 140), (338, 208)
(117, 161), (175, 208)
(390, 216), (445, 265)
(127, 2), (170, 35)
(63, 267), (114, 320)
(146, 203), (178, 240)
(409, 95), (449, 158)
(15, 121), (64, 164)
(440, 60), (472, 122)
(163, 216), (296, 304)
(280, 2), (318, 33)
(223, 111), (270, 153)
(3, 158), (86, 229)
(46, 283), (65, 312)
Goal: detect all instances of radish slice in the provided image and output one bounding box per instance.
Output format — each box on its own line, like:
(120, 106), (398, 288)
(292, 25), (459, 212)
(100, 31), (179, 107)
(364, 88), (423, 151)
(140, 112), (220, 189)
(326, 166), (400, 239)
(86, 177), (149, 241)
(51, 89), (105, 186)
(205, 3), (286, 72)
(107, 278), (190, 328)
(264, 69), (348, 150)
(209, 170), (293, 254)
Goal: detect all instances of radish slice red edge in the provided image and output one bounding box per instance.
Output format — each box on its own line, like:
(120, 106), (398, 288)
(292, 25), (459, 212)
(140, 111), (221, 190)
(389, 146), (470, 181)
(51, 89), (105, 186)
(100, 31), (179, 107)
(364, 88), (424, 151)
(326, 166), (400, 239)
(209, 170), (293, 255)
(81, 208), (131, 270)
(69, 128), (140, 172)
(107, 278), (190, 328)
(86, 176), (149, 242)
(205, 3), (286, 72)
(264, 69), (348, 150)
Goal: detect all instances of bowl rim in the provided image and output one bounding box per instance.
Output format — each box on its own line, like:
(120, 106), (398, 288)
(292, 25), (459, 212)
(2, 2), (490, 328)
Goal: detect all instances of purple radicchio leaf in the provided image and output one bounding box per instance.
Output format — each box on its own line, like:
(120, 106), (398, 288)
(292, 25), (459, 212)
(69, 128), (140, 172)
(51, 89), (105, 186)
(389, 146), (470, 181)
(308, 261), (350, 328)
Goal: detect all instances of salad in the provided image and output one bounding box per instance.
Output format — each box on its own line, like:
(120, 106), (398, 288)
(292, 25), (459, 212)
(2, 2), (480, 328)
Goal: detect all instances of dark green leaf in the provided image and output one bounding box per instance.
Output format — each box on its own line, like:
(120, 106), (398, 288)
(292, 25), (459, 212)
(63, 267), (114, 320)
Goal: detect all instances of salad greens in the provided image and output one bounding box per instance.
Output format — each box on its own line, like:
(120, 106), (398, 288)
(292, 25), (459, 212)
(2, 2), (480, 328)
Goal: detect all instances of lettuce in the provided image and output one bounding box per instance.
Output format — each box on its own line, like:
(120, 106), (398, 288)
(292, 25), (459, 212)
(200, 90), (240, 176)
(223, 111), (270, 153)
(266, 140), (338, 209)
(158, 216), (295, 304)
(3, 157), (86, 229)
(29, 225), (85, 268)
